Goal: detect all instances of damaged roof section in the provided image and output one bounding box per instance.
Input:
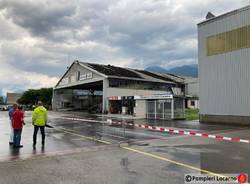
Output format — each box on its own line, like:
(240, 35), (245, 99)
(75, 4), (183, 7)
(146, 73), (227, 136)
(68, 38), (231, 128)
(136, 70), (184, 84)
(84, 62), (143, 79)
(79, 61), (184, 84)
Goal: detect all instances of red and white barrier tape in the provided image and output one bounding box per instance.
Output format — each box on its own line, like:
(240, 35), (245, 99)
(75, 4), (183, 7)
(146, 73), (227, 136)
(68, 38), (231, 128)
(133, 123), (250, 144)
(62, 117), (250, 144)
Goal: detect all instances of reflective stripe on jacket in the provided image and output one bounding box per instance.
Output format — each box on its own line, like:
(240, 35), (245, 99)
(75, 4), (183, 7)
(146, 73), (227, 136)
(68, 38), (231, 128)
(32, 106), (48, 126)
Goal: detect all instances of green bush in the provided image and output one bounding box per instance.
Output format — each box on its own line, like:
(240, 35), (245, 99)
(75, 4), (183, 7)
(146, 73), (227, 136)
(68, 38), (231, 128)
(185, 108), (199, 120)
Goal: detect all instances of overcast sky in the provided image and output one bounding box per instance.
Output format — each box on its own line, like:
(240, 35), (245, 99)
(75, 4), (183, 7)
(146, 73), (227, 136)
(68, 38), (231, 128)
(0, 0), (249, 95)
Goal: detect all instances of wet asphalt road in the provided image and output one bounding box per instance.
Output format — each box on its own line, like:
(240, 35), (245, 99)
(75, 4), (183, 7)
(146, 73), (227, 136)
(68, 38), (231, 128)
(0, 111), (250, 184)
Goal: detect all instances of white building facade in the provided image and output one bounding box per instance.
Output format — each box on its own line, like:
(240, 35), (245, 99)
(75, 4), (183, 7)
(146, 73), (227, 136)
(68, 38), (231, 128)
(198, 6), (250, 124)
(6, 93), (23, 105)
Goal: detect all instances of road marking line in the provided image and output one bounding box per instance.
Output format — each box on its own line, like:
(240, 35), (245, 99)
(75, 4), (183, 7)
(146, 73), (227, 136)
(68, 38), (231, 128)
(122, 147), (226, 178)
(59, 127), (112, 145)
(59, 127), (226, 178)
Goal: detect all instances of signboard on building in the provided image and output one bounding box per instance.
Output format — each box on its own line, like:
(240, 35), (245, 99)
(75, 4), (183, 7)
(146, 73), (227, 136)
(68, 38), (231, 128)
(79, 72), (93, 81)
(108, 96), (122, 100)
(87, 72), (93, 79)
(134, 94), (173, 100)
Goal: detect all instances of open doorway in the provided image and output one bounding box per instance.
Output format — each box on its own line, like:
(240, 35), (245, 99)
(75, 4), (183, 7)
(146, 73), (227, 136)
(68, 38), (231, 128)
(109, 100), (122, 114)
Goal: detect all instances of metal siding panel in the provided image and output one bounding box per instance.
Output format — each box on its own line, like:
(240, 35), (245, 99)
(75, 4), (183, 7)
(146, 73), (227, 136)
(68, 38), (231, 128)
(198, 8), (250, 116)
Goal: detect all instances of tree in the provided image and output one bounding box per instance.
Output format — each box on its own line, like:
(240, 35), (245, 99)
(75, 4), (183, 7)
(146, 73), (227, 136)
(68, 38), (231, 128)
(0, 96), (4, 104)
(18, 88), (53, 108)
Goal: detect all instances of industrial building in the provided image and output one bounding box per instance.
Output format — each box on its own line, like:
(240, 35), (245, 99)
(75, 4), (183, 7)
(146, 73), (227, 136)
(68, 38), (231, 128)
(52, 61), (185, 120)
(184, 77), (199, 109)
(198, 6), (250, 124)
(6, 93), (22, 105)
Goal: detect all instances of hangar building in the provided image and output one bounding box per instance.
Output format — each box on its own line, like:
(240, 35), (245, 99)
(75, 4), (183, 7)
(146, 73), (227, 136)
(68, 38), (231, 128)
(52, 61), (185, 120)
(198, 6), (250, 124)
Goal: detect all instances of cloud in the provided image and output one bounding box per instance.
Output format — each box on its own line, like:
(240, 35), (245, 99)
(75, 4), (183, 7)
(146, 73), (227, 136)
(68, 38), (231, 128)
(0, 0), (249, 95)
(0, 0), (77, 37)
(0, 62), (58, 95)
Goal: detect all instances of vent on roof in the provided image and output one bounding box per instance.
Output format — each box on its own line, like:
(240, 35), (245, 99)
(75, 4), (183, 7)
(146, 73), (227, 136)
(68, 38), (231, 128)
(206, 12), (215, 20)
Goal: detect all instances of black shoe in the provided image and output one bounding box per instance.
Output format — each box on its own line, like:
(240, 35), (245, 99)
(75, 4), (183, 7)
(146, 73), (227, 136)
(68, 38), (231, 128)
(9, 142), (13, 145)
(13, 145), (23, 148)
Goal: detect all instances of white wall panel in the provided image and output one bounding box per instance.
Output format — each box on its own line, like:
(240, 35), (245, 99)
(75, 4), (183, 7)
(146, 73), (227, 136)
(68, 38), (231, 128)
(198, 8), (250, 116)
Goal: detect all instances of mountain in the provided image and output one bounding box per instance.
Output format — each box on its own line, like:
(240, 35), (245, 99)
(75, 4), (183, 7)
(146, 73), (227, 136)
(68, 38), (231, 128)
(144, 66), (168, 73)
(145, 64), (198, 77)
(167, 65), (198, 77)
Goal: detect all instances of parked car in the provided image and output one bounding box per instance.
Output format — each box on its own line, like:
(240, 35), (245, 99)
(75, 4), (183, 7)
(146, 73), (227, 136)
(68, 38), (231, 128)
(0, 105), (8, 111)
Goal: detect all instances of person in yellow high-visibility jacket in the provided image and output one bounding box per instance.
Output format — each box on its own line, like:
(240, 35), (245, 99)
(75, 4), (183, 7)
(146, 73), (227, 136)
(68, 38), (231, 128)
(32, 101), (48, 149)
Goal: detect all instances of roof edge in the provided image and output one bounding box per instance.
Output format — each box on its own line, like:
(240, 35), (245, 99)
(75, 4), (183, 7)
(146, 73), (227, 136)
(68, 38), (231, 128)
(54, 62), (76, 88)
(78, 61), (108, 78)
(198, 5), (250, 26)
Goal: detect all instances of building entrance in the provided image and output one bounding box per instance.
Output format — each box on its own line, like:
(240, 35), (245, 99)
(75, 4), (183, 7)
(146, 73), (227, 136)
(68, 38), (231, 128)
(146, 97), (184, 120)
(146, 99), (172, 120)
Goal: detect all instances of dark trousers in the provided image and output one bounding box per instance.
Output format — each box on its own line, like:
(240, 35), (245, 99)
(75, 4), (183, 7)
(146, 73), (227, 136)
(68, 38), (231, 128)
(13, 129), (22, 146)
(33, 125), (45, 145)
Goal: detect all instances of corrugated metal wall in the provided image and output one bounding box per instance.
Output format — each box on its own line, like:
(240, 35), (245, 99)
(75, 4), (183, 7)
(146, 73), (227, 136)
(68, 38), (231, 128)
(198, 8), (250, 116)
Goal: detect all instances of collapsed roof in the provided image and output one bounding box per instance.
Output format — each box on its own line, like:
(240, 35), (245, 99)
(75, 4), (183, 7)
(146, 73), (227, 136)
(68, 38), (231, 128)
(80, 61), (184, 84)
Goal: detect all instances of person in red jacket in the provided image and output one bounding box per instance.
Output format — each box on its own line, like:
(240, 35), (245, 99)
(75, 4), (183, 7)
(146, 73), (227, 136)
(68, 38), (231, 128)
(12, 106), (25, 148)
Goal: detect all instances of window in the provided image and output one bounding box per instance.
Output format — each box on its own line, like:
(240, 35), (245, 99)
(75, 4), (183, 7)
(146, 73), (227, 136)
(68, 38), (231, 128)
(206, 25), (250, 56)
(77, 71), (80, 81)
(191, 100), (195, 106)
